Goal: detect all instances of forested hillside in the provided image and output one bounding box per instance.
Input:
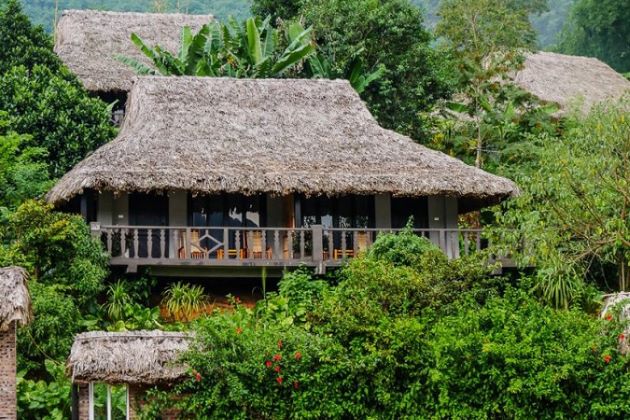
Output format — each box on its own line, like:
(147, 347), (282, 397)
(24, 0), (572, 47)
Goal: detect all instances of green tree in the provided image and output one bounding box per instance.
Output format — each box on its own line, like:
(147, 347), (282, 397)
(0, 115), (51, 211)
(0, 0), (62, 74)
(0, 1), (116, 178)
(433, 0), (555, 170)
(251, 0), (453, 140)
(498, 98), (630, 307)
(0, 201), (109, 370)
(556, 0), (630, 73)
(251, 0), (303, 21)
(302, 0), (452, 140)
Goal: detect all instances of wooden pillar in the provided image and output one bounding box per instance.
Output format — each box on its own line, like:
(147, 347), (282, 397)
(0, 322), (17, 420)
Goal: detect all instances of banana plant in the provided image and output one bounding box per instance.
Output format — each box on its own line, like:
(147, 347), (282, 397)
(118, 16), (316, 79)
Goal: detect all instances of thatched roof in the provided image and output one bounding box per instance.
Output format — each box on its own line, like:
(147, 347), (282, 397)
(54, 10), (213, 93)
(515, 52), (630, 112)
(0, 267), (31, 331)
(47, 77), (518, 210)
(67, 331), (192, 385)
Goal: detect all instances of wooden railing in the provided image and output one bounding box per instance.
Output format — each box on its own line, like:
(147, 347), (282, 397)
(90, 224), (489, 268)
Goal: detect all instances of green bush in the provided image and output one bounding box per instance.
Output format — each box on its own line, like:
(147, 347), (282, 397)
(140, 253), (630, 418)
(0, 1), (116, 178)
(367, 228), (446, 268)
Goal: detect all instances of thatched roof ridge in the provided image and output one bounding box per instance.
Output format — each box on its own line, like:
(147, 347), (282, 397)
(0, 267), (31, 331)
(516, 52), (630, 112)
(54, 10), (214, 92)
(67, 331), (192, 385)
(47, 77), (518, 210)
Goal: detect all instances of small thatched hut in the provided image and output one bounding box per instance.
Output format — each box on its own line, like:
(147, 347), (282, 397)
(54, 10), (214, 94)
(68, 331), (191, 419)
(515, 52), (630, 113)
(0, 266), (31, 420)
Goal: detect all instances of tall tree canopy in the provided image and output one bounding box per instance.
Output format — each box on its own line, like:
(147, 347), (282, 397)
(498, 98), (630, 307)
(556, 0), (630, 73)
(0, 0), (116, 178)
(252, 0), (453, 140)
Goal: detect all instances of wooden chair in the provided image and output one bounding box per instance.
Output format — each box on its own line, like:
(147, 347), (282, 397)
(248, 231), (272, 259)
(334, 231), (370, 260)
(178, 230), (209, 259)
(216, 248), (246, 260)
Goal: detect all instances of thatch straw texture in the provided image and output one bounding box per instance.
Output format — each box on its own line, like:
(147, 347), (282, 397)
(54, 10), (213, 92)
(47, 77), (518, 210)
(515, 52), (630, 112)
(67, 331), (192, 385)
(0, 267), (31, 331)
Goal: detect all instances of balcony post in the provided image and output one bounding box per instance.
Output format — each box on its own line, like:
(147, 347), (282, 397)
(89, 222), (101, 240)
(312, 225), (324, 271)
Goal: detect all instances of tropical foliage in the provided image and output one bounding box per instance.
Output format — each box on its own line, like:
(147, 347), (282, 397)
(138, 234), (630, 418)
(497, 98), (630, 308)
(0, 1), (116, 178)
(121, 16), (315, 78)
(121, 15), (384, 94)
(557, 0), (630, 73)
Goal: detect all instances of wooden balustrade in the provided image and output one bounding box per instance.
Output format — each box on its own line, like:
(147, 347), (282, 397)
(90, 223), (489, 268)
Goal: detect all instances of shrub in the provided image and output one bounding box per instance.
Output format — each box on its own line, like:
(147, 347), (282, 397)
(162, 282), (208, 322)
(367, 228), (446, 269)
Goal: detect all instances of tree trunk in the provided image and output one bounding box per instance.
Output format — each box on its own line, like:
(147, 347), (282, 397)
(620, 253), (628, 292)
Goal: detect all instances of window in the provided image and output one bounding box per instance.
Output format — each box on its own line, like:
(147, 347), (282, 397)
(188, 194), (266, 227)
(391, 197), (428, 229)
(298, 195), (374, 228)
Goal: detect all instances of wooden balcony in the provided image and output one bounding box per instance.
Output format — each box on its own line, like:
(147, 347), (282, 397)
(90, 223), (496, 274)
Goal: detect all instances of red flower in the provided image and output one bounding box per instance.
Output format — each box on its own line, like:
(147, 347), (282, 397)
(235, 296), (241, 304)
(195, 372), (202, 382)
(276, 376), (283, 384)
(278, 340), (283, 349)
(619, 333), (626, 341)
(265, 360), (272, 368)
(293, 381), (299, 390)
(274, 365), (281, 373)
(273, 354), (282, 362)
(294, 351), (302, 361)
(603, 354), (612, 364)
(236, 327), (243, 335)
(605, 313), (613, 321)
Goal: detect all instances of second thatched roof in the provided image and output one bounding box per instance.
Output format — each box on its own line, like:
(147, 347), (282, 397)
(47, 77), (518, 210)
(0, 266), (31, 331)
(515, 52), (630, 112)
(67, 331), (192, 385)
(54, 10), (214, 93)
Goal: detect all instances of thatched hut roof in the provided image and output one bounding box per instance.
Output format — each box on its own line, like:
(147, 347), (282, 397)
(67, 331), (192, 385)
(47, 77), (518, 211)
(0, 267), (31, 331)
(54, 10), (213, 93)
(515, 52), (630, 112)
